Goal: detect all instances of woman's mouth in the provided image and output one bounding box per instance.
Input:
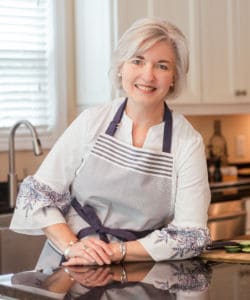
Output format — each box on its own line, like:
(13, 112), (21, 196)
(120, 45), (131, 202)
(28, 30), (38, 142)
(135, 83), (156, 92)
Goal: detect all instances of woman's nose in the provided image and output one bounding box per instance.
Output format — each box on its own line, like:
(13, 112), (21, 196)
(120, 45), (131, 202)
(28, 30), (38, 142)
(142, 63), (155, 82)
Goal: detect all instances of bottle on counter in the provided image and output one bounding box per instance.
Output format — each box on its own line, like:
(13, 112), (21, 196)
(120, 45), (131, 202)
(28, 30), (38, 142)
(213, 157), (222, 182)
(208, 120), (228, 166)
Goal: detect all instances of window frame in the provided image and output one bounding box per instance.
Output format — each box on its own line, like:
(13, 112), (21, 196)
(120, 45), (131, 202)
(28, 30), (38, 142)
(0, 0), (68, 152)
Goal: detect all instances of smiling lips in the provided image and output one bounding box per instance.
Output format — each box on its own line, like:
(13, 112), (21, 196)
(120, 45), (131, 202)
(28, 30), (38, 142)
(135, 83), (156, 92)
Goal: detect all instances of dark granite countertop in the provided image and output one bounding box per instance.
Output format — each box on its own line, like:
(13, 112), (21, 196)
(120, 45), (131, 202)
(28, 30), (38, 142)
(0, 258), (250, 299)
(0, 280), (54, 300)
(210, 177), (250, 189)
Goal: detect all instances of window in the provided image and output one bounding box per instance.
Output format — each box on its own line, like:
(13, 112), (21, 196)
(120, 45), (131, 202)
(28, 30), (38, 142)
(75, 0), (113, 112)
(0, 0), (67, 151)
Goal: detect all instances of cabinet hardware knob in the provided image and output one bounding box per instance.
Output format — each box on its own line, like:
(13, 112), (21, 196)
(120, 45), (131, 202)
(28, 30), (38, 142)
(235, 90), (247, 96)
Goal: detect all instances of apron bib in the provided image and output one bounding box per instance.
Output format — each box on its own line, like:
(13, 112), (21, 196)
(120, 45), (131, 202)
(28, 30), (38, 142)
(70, 98), (174, 237)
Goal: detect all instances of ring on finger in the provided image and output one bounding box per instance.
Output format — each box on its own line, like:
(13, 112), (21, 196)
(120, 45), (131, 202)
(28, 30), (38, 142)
(82, 244), (88, 250)
(63, 268), (74, 281)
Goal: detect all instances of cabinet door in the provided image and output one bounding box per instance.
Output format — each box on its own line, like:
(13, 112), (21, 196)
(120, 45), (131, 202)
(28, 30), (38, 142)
(152, 0), (201, 104)
(201, 0), (250, 104)
(115, 0), (201, 104)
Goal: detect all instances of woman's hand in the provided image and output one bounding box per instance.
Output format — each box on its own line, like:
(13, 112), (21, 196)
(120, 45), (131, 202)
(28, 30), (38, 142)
(64, 266), (113, 287)
(62, 237), (113, 266)
(64, 262), (154, 286)
(41, 268), (73, 293)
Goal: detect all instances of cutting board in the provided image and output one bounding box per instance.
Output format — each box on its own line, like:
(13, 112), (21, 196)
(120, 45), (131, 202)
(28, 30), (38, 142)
(200, 250), (250, 264)
(200, 239), (250, 264)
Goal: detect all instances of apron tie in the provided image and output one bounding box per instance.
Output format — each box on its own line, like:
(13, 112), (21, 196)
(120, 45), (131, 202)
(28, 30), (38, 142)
(72, 198), (154, 243)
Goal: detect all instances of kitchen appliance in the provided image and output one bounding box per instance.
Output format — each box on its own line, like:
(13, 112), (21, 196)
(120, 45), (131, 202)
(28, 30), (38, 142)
(209, 179), (250, 241)
(208, 199), (246, 241)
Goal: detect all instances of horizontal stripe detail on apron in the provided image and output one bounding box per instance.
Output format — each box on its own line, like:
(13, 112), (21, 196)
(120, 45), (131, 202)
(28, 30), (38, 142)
(91, 134), (173, 177)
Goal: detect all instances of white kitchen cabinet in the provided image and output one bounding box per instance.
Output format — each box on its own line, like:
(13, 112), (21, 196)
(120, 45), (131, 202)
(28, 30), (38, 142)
(152, 0), (202, 105)
(200, 0), (250, 104)
(75, 1), (250, 114)
(114, 0), (250, 114)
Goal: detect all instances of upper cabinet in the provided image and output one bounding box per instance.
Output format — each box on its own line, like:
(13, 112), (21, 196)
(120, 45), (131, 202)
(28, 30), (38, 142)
(114, 0), (250, 114)
(152, 0), (202, 105)
(200, 0), (250, 105)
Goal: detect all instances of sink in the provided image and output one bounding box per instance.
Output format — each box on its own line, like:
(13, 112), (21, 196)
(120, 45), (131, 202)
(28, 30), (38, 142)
(0, 185), (46, 274)
(0, 182), (12, 214)
(0, 214), (46, 274)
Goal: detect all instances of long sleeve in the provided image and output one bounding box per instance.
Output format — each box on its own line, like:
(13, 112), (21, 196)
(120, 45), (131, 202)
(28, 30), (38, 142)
(10, 109), (91, 235)
(138, 116), (211, 261)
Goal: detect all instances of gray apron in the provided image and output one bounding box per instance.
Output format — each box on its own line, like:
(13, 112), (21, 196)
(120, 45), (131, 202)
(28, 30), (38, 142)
(36, 98), (175, 270)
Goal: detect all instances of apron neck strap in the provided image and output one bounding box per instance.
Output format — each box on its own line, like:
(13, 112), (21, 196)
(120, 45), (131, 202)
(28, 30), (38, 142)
(163, 104), (172, 153)
(105, 98), (172, 153)
(105, 98), (128, 136)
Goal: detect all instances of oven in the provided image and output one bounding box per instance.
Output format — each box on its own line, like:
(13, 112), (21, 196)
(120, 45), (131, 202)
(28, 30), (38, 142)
(208, 199), (246, 240)
(208, 179), (250, 241)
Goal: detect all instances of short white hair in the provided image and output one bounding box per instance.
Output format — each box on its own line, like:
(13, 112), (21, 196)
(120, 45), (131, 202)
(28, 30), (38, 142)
(110, 17), (189, 99)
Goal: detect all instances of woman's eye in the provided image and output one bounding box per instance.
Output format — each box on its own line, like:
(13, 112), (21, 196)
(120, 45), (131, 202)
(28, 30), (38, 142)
(131, 59), (143, 65)
(158, 64), (168, 70)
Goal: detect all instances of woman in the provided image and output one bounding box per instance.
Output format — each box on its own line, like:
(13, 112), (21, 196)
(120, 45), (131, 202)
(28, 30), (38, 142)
(10, 17), (211, 268)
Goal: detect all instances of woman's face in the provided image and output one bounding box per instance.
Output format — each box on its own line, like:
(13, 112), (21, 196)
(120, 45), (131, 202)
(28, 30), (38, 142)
(120, 40), (175, 108)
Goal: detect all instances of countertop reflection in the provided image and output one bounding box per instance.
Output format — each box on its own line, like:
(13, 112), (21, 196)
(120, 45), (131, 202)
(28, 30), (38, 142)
(0, 259), (212, 300)
(1, 259), (250, 299)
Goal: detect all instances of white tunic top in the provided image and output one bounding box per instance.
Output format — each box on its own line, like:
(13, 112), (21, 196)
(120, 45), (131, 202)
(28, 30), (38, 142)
(10, 98), (211, 262)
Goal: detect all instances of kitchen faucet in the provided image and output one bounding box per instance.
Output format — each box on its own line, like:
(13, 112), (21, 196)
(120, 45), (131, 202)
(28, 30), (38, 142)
(8, 120), (43, 208)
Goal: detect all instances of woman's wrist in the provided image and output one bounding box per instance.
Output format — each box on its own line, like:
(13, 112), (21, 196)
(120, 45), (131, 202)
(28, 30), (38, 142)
(119, 241), (127, 261)
(43, 223), (80, 257)
(110, 241), (127, 262)
(63, 239), (79, 259)
(120, 264), (127, 283)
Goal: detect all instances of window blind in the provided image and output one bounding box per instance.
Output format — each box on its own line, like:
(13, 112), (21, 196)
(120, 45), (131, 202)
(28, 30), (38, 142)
(0, 0), (53, 131)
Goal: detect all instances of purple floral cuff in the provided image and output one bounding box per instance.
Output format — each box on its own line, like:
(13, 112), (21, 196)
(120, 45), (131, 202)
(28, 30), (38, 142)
(156, 224), (211, 259)
(16, 176), (72, 217)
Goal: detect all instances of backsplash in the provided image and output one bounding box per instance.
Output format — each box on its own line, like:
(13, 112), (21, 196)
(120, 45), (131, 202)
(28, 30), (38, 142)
(0, 150), (48, 183)
(187, 114), (250, 163)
